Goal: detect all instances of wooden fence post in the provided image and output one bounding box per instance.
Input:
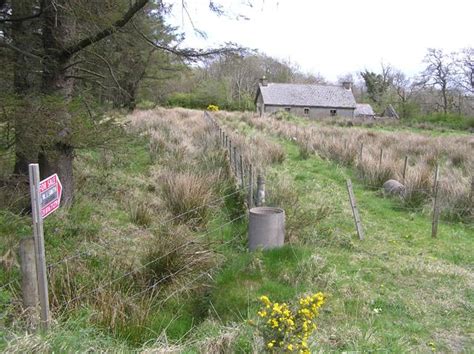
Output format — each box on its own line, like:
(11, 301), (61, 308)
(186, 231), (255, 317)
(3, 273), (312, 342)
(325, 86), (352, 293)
(228, 140), (232, 165)
(28, 163), (50, 330)
(233, 147), (238, 175)
(256, 174), (265, 207)
(379, 148), (383, 168)
(20, 237), (39, 330)
(432, 163), (439, 194)
(359, 143), (364, 162)
(346, 179), (364, 240)
(402, 155), (408, 184)
(431, 165), (440, 238)
(248, 164), (254, 208)
(470, 176), (474, 205)
(239, 153), (245, 188)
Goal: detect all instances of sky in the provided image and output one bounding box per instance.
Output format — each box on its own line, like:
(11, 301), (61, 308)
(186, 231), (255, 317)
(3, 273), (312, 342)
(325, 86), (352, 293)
(168, 0), (474, 82)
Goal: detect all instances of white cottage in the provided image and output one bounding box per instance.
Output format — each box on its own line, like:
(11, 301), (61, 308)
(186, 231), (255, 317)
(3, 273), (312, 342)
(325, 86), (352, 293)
(255, 78), (357, 118)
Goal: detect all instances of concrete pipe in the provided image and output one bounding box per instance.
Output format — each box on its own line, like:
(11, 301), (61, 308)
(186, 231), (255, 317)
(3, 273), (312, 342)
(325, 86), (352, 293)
(248, 207), (285, 251)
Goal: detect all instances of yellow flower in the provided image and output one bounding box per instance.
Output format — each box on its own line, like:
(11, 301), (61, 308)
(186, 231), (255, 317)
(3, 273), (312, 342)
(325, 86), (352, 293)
(258, 310), (267, 318)
(260, 295), (271, 308)
(273, 302), (283, 314)
(267, 342), (274, 349)
(287, 344), (294, 351)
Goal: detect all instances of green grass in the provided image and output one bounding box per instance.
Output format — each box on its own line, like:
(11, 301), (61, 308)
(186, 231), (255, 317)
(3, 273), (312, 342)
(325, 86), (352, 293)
(405, 112), (474, 131)
(282, 111), (473, 135)
(1, 110), (473, 352)
(217, 114), (473, 352)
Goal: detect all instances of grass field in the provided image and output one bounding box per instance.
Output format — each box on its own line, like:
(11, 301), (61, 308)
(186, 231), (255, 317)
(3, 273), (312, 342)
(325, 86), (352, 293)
(1, 108), (473, 352)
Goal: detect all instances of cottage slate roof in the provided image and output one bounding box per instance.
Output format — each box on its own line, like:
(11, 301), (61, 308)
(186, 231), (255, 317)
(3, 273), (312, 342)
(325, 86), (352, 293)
(258, 83), (356, 109)
(355, 103), (375, 116)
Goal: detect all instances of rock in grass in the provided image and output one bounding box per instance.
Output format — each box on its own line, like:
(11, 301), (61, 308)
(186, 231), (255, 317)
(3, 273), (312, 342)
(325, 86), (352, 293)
(383, 179), (405, 196)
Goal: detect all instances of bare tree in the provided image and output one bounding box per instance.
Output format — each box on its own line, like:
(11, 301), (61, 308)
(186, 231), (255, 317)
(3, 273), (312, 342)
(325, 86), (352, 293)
(454, 47), (474, 94)
(418, 48), (456, 114)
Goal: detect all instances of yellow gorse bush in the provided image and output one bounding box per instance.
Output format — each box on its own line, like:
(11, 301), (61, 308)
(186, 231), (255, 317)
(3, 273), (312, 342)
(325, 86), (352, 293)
(207, 104), (219, 111)
(256, 293), (325, 353)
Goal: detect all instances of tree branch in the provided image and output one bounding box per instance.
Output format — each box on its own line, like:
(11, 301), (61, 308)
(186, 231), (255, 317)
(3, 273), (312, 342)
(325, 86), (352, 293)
(0, 9), (42, 23)
(60, 0), (149, 59)
(76, 67), (106, 79)
(132, 20), (244, 61)
(0, 40), (43, 61)
(84, 50), (131, 97)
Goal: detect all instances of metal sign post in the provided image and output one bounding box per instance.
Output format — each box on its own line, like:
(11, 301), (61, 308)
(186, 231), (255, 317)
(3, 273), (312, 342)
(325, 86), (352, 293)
(28, 164), (51, 330)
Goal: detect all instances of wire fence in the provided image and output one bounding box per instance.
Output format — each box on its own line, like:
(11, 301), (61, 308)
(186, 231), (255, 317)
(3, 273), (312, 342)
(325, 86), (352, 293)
(241, 113), (473, 226)
(61, 213), (246, 310)
(204, 110), (264, 208)
(45, 185), (250, 272)
(2, 108), (471, 341)
(1, 110), (256, 335)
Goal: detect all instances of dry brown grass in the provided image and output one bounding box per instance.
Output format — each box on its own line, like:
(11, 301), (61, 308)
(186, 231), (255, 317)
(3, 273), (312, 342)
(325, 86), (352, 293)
(212, 111), (286, 170)
(159, 170), (216, 226)
(217, 112), (473, 221)
(43, 107), (240, 340)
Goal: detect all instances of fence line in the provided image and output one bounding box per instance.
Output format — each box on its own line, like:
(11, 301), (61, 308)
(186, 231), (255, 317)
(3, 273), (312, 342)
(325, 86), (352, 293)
(204, 111), (263, 209)
(62, 213), (247, 309)
(223, 113), (472, 232)
(45, 185), (249, 271)
(129, 229), (245, 301)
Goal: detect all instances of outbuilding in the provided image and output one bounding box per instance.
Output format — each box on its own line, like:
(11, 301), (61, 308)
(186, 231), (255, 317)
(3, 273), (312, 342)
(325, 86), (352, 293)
(355, 103), (376, 118)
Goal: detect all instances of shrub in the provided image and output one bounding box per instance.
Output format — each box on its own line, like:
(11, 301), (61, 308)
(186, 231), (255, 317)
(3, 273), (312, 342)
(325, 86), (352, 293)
(135, 100), (156, 110)
(207, 104), (219, 112)
(255, 293), (325, 353)
(266, 176), (330, 243)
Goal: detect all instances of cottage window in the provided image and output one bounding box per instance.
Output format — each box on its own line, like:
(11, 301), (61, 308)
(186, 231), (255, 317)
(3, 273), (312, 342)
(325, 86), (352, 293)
(330, 109), (337, 116)
(304, 108), (310, 115)
(285, 107), (291, 112)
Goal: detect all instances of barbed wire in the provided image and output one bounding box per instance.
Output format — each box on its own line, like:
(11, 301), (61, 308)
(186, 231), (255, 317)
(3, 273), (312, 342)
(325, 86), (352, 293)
(128, 229), (245, 302)
(152, 272), (209, 310)
(61, 213), (247, 309)
(46, 185), (249, 271)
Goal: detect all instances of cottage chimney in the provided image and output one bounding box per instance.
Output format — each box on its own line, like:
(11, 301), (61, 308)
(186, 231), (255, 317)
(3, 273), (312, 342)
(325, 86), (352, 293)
(342, 81), (352, 90)
(259, 76), (268, 87)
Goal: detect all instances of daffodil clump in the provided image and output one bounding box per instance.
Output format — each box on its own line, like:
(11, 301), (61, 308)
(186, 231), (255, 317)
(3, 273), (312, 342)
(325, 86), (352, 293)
(207, 104), (219, 111)
(256, 293), (325, 353)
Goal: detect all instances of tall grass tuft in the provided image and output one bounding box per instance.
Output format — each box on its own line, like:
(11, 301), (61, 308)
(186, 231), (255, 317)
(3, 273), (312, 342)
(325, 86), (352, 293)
(128, 200), (153, 227)
(160, 171), (215, 226)
(142, 225), (217, 288)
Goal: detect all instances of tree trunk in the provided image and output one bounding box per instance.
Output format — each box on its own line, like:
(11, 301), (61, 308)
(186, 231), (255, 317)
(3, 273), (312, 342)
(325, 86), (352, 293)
(12, 0), (37, 175)
(40, 0), (76, 206)
(441, 86), (448, 114)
